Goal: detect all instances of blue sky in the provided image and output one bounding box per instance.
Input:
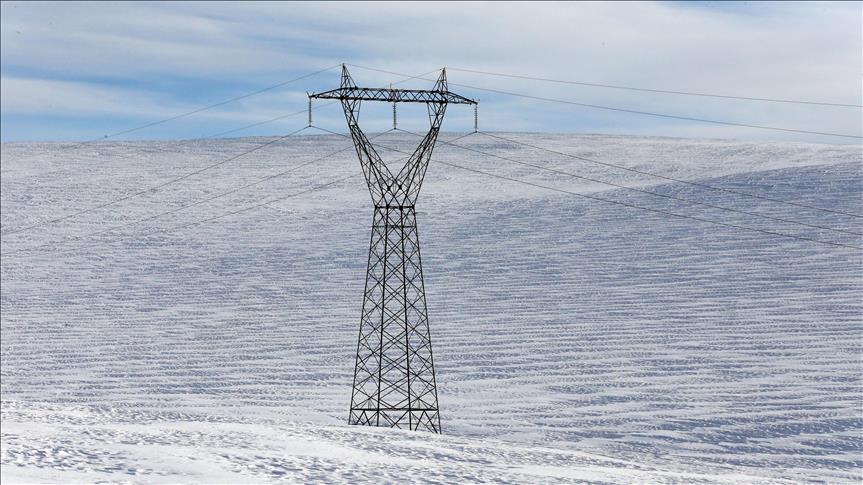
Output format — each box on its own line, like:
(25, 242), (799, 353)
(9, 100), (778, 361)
(1, 1), (860, 143)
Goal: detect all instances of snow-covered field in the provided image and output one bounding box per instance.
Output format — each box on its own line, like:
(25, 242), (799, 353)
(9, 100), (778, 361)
(1, 132), (861, 483)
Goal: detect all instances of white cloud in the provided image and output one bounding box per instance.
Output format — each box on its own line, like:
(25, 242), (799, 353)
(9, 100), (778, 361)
(1, 76), (175, 117)
(0, 1), (860, 142)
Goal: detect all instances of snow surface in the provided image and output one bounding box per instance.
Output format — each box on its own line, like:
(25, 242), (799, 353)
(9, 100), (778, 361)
(1, 132), (862, 483)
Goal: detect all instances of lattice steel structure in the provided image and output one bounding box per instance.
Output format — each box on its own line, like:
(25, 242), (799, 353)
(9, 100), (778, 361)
(310, 65), (476, 433)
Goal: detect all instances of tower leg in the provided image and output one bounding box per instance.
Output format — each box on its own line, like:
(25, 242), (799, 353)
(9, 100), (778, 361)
(349, 206), (441, 433)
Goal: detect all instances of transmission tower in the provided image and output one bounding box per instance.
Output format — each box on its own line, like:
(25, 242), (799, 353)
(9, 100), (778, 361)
(310, 65), (476, 433)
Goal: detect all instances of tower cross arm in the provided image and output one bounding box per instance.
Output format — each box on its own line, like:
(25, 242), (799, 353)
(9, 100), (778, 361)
(310, 87), (476, 105)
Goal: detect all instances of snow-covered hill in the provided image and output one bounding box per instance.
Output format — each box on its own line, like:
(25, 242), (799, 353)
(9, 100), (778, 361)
(2, 133), (861, 483)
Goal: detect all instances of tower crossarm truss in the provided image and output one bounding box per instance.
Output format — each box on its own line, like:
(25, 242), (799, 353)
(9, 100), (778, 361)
(308, 65), (474, 433)
(310, 66), (475, 207)
(310, 86), (477, 105)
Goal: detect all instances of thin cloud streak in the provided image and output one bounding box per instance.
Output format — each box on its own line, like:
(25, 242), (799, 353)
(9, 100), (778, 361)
(1, 1), (859, 143)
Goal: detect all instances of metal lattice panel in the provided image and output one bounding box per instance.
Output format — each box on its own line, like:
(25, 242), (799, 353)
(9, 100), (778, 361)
(311, 86), (476, 105)
(350, 206), (439, 432)
(309, 65), (474, 433)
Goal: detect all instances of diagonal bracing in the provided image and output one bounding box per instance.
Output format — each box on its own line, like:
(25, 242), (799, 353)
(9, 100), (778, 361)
(310, 65), (475, 433)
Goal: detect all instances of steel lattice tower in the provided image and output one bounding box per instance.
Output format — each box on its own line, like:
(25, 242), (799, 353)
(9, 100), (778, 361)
(310, 66), (476, 433)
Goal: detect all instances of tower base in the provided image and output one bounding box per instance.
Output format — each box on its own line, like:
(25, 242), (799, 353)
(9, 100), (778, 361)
(349, 206), (441, 433)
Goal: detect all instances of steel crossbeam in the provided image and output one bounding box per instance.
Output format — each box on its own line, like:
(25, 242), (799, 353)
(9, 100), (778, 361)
(309, 65), (475, 433)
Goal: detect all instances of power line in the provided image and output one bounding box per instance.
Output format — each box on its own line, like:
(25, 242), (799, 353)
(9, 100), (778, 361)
(92, 173), (365, 252)
(5, 129), (856, 257)
(450, 83), (863, 140)
(107, 66), (434, 148)
(176, 177), (359, 229)
(6, 63), (856, 255)
(385, 68), (446, 86)
(159, 172), (367, 234)
(0, 128), (397, 257)
(412, 129), (862, 238)
(311, 128), (478, 159)
(1, 132), (350, 256)
(3, 173), (364, 259)
(70, 150), (423, 252)
(1, 130), (427, 258)
(190, 102), (339, 140)
(63, 64), (341, 149)
(43, 101), (340, 166)
(393, 128), (859, 237)
(434, 158), (862, 251)
(1, 103), (341, 236)
(313, 126), (860, 251)
(476, 131), (862, 220)
(347, 64), (862, 140)
(447, 67), (863, 108)
(2, 125), (312, 237)
(2, 69), (431, 237)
